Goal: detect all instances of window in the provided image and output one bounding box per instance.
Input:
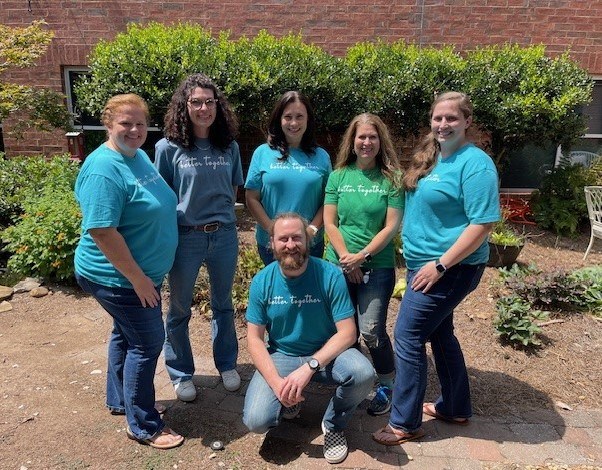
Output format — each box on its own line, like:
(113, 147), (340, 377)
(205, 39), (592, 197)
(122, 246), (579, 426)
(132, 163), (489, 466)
(583, 79), (602, 138)
(573, 78), (602, 156)
(62, 66), (103, 129)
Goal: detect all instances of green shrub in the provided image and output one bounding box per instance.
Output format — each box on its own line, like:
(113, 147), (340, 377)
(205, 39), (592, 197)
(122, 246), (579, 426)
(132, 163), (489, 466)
(462, 45), (592, 166)
(569, 266), (602, 315)
(76, 22), (220, 126)
(74, 23), (593, 165)
(0, 154), (79, 227)
(493, 294), (548, 347)
(2, 188), (81, 281)
(531, 164), (596, 236)
(344, 41), (463, 136)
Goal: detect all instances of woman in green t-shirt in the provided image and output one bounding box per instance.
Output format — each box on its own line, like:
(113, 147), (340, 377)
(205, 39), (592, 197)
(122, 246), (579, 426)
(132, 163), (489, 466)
(324, 113), (404, 416)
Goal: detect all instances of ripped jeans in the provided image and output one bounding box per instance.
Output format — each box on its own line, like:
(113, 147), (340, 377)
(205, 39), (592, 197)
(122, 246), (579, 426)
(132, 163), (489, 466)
(345, 267), (395, 376)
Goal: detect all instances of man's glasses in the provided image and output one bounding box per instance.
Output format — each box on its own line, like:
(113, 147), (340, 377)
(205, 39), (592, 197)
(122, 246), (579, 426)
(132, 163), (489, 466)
(188, 98), (218, 110)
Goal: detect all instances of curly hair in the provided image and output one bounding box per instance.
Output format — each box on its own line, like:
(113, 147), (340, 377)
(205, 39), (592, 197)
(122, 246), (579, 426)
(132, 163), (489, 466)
(101, 93), (149, 128)
(267, 91), (317, 159)
(403, 91), (473, 191)
(163, 74), (239, 150)
(334, 113), (402, 187)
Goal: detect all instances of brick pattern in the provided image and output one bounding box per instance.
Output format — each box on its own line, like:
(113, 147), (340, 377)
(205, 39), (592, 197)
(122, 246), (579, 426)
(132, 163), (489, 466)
(0, 0), (600, 156)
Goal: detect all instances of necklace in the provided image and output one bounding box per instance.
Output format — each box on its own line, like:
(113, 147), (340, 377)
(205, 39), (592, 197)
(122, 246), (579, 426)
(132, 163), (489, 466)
(195, 140), (212, 151)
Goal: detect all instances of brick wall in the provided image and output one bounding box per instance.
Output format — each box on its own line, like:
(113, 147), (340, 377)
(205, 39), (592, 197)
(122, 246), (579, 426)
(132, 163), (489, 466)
(0, 0), (600, 156)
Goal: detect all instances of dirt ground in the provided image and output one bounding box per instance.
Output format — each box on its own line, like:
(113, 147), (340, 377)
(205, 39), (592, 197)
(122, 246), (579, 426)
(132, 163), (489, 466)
(0, 211), (601, 469)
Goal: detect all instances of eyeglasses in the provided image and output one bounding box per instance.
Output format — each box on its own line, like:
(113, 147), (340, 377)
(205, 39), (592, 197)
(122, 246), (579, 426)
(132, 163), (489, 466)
(187, 98), (218, 110)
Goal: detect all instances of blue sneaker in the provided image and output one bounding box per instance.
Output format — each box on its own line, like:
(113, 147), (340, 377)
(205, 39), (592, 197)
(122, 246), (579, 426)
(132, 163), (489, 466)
(367, 385), (392, 416)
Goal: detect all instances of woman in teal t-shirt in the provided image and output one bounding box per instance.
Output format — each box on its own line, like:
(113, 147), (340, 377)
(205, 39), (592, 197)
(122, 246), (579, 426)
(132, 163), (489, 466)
(372, 92), (500, 446)
(245, 91), (332, 265)
(324, 113), (403, 417)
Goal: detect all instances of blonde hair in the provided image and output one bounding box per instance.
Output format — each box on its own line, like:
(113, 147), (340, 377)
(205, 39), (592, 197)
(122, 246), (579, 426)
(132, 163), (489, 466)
(335, 113), (402, 187)
(402, 92), (473, 190)
(101, 93), (150, 128)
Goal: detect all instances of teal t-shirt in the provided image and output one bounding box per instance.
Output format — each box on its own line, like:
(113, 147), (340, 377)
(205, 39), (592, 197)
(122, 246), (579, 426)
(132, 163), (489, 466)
(244, 143), (332, 248)
(246, 257), (354, 357)
(154, 138), (243, 226)
(324, 164), (404, 269)
(402, 144), (500, 270)
(74, 144), (178, 288)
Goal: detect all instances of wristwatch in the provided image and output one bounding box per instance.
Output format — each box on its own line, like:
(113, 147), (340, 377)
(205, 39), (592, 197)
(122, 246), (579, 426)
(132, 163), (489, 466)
(308, 224), (319, 235)
(307, 357), (320, 371)
(435, 259), (447, 274)
(362, 250), (373, 262)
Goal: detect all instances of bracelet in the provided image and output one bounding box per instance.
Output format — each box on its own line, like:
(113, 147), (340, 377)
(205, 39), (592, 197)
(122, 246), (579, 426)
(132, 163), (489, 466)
(308, 224), (319, 235)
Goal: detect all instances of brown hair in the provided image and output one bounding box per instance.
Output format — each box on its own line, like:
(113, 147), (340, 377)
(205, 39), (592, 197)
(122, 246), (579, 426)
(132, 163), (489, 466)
(163, 74), (238, 151)
(269, 212), (310, 250)
(267, 91), (317, 159)
(334, 113), (401, 187)
(101, 93), (150, 128)
(402, 91), (473, 190)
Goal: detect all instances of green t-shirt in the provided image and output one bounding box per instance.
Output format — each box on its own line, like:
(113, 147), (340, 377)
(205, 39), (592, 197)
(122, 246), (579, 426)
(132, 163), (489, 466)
(324, 164), (403, 268)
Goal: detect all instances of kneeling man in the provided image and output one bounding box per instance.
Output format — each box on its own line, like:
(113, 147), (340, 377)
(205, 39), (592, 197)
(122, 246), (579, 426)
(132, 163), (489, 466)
(243, 212), (375, 464)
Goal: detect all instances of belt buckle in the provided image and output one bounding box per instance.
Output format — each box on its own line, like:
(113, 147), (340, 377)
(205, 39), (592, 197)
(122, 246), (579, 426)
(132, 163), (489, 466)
(203, 222), (219, 233)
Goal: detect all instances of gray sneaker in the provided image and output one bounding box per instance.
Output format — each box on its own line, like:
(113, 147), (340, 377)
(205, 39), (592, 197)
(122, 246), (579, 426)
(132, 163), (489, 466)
(174, 380), (196, 402)
(282, 403), (300, 420)
(321, 421), (348, 464)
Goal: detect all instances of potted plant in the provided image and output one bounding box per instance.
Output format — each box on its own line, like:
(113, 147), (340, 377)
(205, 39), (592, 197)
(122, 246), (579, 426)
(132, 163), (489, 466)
(487, 217), (525, 268)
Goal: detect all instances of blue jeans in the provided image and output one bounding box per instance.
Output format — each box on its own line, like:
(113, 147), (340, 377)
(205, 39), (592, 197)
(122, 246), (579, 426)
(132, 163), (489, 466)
(164, 223), (239, 383)
(257, 238), (325, 266)
(345, 267), (395, 376)
(76, 274), (165, 440)
(243, 348), (375, 433)
(389, 263), (485, 433)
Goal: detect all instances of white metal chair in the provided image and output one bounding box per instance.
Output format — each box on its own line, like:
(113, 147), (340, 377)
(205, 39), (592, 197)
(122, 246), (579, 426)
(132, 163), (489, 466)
(569, 151), (598, 168)
(583, 186), (602, 260)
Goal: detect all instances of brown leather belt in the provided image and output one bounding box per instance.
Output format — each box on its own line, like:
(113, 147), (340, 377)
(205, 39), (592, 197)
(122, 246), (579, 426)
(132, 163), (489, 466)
(186, 222), (220, 233)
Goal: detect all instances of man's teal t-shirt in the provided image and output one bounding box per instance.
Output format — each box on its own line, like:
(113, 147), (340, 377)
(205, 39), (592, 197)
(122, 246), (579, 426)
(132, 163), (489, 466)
(244, 144), (332, 248)
(324, 164), (403, 269)
(74, 144), (178, 288)
(402, 144), (500, 270)
(246, 257), (354, 357)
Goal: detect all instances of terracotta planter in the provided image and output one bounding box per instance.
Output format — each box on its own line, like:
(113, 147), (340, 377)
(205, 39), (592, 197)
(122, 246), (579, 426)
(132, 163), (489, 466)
(487, 242), (525, 268)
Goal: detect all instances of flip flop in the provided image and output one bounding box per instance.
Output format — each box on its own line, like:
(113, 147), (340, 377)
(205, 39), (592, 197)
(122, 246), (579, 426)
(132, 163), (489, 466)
(372, 425), (425, 446)
(110, 403), (167, 416)
(126, 426), (184, 450)
(422, 402), (469, 426)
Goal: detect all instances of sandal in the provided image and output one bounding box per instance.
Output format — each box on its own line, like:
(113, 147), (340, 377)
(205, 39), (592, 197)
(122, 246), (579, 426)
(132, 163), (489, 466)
(422, 402), (469, 426)
(110, 403), (167, 416)
(372, 425), (425, 446)
(126, 426), (184, 450)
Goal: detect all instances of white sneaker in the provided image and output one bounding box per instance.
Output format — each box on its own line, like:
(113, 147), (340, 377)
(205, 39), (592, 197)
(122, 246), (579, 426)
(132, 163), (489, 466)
(174, 380), (196, 402)
(221, 369), (241, 391)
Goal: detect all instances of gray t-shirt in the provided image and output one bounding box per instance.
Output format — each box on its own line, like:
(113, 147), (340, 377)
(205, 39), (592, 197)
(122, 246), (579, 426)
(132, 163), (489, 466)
(155, 137), (243, 226)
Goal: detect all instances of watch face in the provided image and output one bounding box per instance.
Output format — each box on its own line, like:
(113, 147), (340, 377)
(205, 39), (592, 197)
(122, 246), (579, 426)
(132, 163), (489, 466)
(309, 358), (319, 370)
(436, 263), (446, 273)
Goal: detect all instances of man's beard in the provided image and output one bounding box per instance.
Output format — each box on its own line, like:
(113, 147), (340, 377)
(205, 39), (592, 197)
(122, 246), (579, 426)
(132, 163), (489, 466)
(275, 247), (308, 271)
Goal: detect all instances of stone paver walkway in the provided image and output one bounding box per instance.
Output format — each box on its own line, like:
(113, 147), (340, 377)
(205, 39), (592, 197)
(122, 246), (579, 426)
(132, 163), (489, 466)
(154, 355), (602, 469)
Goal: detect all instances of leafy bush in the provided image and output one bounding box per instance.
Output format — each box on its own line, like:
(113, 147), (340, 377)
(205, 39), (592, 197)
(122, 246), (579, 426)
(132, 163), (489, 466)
(0, 154), (79, 227)
(461, 45), (592, 166)
(569, 266), (602, 315)
(493, 294), (548, 347)
(492, 264), (602, 348)
(75, 23), (593, 165)
(343, 41), (463, 136)
(193, 244), (263, 316)
(531, 163), (596, 236)
(2, 188), (81, 281)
